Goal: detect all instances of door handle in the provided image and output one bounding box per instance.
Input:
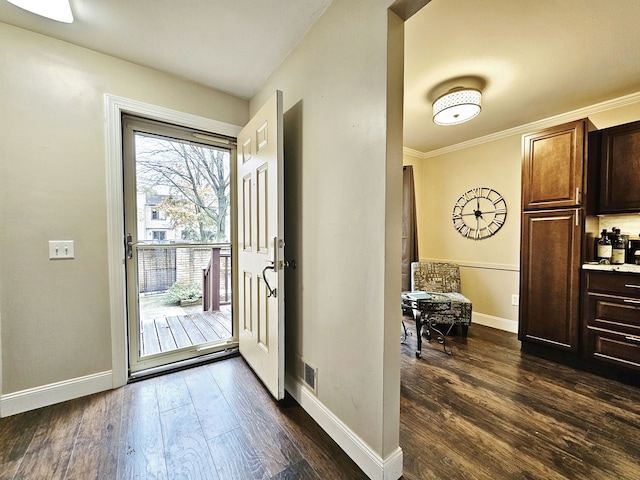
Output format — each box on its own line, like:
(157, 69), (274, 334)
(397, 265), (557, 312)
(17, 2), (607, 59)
(125, 233), (133, 260)
(262, 263), (276, 298)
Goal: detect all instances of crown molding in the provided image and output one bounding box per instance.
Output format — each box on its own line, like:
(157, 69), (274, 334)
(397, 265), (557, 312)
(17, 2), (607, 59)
(404, 91), (640, 159)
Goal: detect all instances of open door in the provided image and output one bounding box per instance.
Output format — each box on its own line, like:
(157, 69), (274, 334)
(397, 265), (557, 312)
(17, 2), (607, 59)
(237, 91), (285, 400)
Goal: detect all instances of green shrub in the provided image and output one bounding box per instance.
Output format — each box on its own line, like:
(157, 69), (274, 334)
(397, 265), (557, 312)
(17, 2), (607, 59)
(165, 281), (202, 304)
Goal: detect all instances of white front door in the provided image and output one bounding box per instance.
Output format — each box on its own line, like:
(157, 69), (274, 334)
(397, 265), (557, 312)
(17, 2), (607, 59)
(237, 91), (285, 400)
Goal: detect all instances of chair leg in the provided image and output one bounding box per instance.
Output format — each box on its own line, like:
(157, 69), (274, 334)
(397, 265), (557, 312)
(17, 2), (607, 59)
(461, 325), (469, 337)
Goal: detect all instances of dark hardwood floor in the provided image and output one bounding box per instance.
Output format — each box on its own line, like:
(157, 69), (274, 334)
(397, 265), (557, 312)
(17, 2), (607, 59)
(0, 358), (367, 480)
(400, 322), (640, 480)
(1, 323), (639, 479)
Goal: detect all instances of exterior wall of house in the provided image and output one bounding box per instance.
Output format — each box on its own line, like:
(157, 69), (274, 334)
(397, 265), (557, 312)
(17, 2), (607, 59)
(0, 22), (248, 395)
(250, 0), (405, 474)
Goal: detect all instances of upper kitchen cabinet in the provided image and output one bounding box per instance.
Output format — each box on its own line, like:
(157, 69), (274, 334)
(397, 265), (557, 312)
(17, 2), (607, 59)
(599, 120), (640, 213)
(522, 119), (592, 210)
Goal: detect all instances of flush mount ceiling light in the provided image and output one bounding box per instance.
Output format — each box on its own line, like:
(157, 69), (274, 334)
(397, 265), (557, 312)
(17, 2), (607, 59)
(6, 0), (74, 23)
(433, 88), (482, 126)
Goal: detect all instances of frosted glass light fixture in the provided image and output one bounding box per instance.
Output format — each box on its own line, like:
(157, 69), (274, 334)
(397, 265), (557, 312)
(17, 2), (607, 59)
(433, 88), (482, 125)
(6, 0), (74, 23)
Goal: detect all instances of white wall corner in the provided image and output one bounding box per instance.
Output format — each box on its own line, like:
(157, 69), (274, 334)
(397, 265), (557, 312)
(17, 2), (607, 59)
(0, 370), (113, 418)
(472, 312), (519, 333)
(285, 374), (403, 480)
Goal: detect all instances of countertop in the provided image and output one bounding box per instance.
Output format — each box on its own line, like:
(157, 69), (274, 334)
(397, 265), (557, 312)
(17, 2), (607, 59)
(583, 262), (640, 274)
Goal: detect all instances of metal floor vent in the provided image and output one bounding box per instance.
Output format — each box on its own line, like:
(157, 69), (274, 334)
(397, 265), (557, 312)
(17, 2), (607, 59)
(302, 360), (318, 394)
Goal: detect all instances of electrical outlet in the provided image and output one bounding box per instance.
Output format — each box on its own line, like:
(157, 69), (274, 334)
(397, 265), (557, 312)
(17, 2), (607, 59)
(511, 294), (519, 306)
(49, 240), (75, 259)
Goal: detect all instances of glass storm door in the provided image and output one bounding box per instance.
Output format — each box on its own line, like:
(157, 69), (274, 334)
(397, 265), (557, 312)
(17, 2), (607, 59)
(122, 115), (235, 374)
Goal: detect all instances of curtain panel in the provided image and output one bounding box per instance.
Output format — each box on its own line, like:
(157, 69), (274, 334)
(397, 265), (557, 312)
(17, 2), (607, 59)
(402, 165), (419, 291)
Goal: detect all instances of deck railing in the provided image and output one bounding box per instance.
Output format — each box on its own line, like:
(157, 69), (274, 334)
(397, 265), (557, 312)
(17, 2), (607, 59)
(203, 247), (232, 312)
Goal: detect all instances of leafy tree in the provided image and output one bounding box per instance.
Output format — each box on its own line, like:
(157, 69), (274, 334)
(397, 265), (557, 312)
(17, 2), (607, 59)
(135, 135), (230, 242)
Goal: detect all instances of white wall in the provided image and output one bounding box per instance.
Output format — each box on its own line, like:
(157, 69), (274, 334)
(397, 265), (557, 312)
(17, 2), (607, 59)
(250, 0), (405, 477)
(0, 23), (248, 397)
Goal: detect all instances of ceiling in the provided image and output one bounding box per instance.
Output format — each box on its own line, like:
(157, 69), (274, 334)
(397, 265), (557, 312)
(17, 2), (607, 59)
(0, 0), (332, 100)
(405, 0), (640, 153)
(2, 0), (640, 154)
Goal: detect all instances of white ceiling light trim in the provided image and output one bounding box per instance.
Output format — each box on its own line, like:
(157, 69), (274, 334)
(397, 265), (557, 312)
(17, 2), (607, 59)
(6, 0), (73, 23)
(433, 88), (482, 125)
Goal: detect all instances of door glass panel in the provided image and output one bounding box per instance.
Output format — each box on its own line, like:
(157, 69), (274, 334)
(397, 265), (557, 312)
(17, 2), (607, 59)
(137, 245), (232, 358)
(134, 133), (231, 244)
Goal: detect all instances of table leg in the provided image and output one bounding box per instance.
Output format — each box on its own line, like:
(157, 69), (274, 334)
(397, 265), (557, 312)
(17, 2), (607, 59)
(412, 309), (423, 358)
(430, 322), (454, 355)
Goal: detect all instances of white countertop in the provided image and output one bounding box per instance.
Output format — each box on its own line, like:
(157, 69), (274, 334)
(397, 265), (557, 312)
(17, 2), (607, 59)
(583, 262), (640, 274)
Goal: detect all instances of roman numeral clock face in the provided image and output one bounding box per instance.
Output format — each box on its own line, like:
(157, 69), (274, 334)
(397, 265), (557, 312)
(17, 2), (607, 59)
(452, 187), (507, 240)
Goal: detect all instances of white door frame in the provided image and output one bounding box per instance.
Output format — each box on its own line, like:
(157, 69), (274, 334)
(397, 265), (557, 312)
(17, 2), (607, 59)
(104, 94), (242, 387)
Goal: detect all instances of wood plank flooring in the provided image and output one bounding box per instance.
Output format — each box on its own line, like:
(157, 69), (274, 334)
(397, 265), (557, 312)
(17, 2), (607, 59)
(399, 322), (640, 480)
(0, 356), (367, 480)
(141, 309), (232, 357)
(2, 323), (640, 479)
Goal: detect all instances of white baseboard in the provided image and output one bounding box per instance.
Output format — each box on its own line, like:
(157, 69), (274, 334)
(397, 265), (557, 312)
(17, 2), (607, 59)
(472, 312), (518, 334)
(285, 374), (403, 480)
(0, 370), (113, 417)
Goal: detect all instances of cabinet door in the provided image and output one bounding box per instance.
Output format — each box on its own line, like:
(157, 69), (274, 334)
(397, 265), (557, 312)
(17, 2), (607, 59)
(522, 120), (586, 210)
(519, 209), (582, 352)
(599, 120), (640, 213)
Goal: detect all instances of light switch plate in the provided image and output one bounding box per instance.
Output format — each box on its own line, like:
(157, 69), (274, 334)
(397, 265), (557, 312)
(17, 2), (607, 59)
(49, 240), (74, 259)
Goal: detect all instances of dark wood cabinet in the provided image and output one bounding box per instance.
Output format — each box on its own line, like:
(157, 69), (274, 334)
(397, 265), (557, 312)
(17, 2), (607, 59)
(520, 117), (640, 380)
(519, 119), (592, 353)
(583, 270), (640, 370)
(599, 120), (640, 213)
(519, 209), (582, 352)
(522, 120), (589, 210)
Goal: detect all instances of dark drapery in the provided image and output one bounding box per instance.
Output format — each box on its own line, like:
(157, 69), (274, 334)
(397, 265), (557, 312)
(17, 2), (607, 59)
(402, 165), (419, 292)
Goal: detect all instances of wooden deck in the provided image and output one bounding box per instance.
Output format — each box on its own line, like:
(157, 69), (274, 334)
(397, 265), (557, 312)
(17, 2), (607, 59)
(140, 306), (232, 357)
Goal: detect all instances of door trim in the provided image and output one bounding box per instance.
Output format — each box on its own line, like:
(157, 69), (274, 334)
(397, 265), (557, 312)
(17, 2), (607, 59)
(104, 94), (242, 387)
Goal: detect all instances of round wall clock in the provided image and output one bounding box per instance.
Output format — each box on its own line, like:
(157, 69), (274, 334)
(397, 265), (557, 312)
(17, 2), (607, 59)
(452, 187), (507, 240)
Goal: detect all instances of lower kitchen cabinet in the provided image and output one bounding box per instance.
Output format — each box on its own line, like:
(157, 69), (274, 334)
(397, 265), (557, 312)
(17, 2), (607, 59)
(583, 270), (640, 370)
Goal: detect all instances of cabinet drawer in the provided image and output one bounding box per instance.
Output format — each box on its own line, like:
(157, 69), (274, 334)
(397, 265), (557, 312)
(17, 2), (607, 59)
(587, 294), (640, 332)
(586, 327), (640, 370)
(585, 271), (640, 296)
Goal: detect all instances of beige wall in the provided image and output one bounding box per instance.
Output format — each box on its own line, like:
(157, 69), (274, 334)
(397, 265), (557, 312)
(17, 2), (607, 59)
(405, 101), (640, 327)
(0, 23), (248, 394)
(404, 135), (522, 325)
(250, 0), (403, 465)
